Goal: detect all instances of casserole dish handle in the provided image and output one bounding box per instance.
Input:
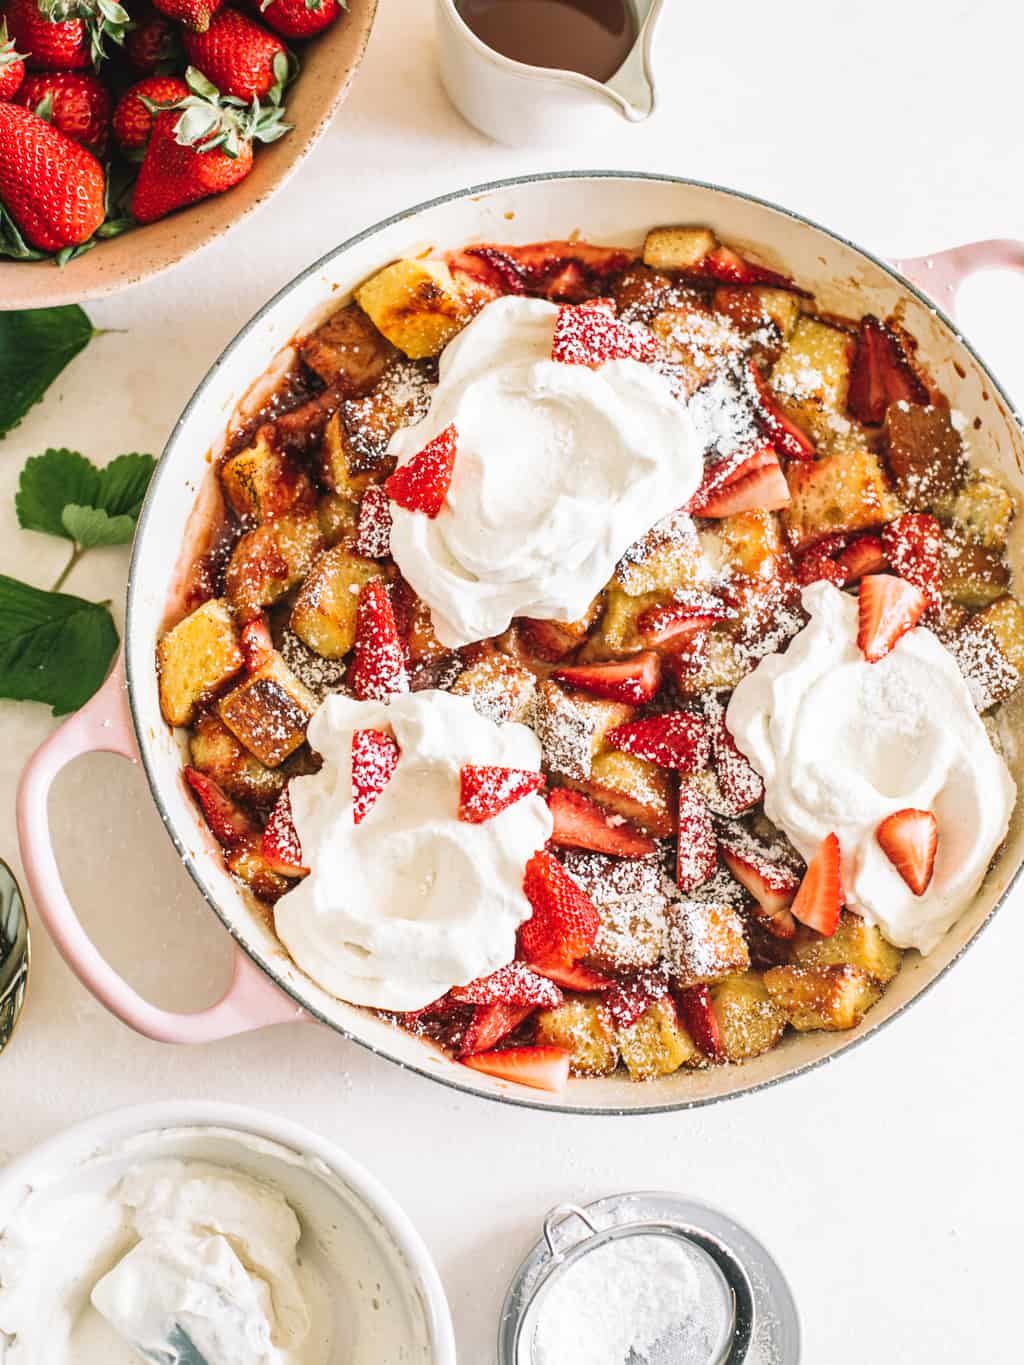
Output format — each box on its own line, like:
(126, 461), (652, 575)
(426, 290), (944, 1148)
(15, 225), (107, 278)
(894, 239), (1024, 311)
(16, 657), (305, 1043)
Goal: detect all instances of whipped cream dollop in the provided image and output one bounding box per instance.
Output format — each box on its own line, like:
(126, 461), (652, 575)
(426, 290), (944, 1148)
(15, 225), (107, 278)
(276, 688), (552, 1010)
(727, 581), (1016, 954)
(387, 294), (700, 648)
(0, 1158), (326, 1365)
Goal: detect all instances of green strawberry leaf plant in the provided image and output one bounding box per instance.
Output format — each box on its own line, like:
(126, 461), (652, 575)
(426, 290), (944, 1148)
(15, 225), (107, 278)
(0, 306), (96, 436)
(0, 447), (156, 713)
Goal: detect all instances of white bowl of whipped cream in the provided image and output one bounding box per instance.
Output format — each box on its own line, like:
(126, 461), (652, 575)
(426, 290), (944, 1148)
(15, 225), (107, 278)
(0, 1102), (455, 1365)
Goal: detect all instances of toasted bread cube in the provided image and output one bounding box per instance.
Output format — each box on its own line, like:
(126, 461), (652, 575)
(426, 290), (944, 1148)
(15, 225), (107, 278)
(536, 999), (619, 1077)
(317, 492), (360, 548)
(518, 598), (603, 662)
(355, 259), (471, 359)
(320, 407), (394, 502)
(218, 654), (317, 767)
(299, 301), (396, 394)
(617, 997), (697, 1080)
(614, 511), (703, 595)
(611, 264), (694, 322)
(782, 448), (901, 551)
(643, 225), (717, 271)
(227, 843), (290, 903)
(563, 850), (667, 972)
(710, 971), (787, 1060)
(289, 545), (383, 660)
(763, 964), (881, 1031)
(971, 595), (1024, 671)
(220, 430), (314, 525)
(953, 471), (1015, 548)
(755, 287), (802, 339)
(791, 913), (903, 985)
(665, 900), (751, 988)
(941, 527), (1010, 607)
(952, 601), (1024, 711)
(882, 402), (966, 510)
(707, 509), (790, 580)
(587, 588), (662, 657)
(771, 317), (853, 413)
(157, 598), (244, 727)
(533, 682), (634, 781)
(189, 712), (287, 809)
(567, 749), (674, 838)
(666, 628), (751, 698)
(651, 304), (742, 394)
(225, 512), (323, 623)
(450, 649), (536, 724)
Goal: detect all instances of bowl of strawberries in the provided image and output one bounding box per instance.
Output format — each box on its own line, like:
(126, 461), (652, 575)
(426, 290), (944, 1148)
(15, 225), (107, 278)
(0, 0), (378, 305)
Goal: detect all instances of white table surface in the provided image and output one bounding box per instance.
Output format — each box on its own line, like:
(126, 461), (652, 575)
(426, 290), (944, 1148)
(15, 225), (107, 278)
(3, 2), (1024, 1360)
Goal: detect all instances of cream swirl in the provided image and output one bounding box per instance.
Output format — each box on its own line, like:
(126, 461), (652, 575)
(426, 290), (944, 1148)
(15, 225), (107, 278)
(726, 581), (1016, 954)
(386, 295), (701, 648)
(275, 689), (551, 1010)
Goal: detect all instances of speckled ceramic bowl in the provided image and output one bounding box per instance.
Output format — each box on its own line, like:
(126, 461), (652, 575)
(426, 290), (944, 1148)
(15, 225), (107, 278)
(0, 0), (378, 309)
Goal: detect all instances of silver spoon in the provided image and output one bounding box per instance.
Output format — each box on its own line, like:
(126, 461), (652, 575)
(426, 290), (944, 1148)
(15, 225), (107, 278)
(0, 858), (29, 1053)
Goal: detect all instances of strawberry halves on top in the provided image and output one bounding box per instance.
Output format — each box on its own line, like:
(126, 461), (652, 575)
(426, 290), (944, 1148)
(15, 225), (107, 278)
(876, 808), (938, 896)
(881, 513), (943, 606)
(554, 652), (662, 704)
(790, 832), (843, 936)
(847, 315), (930, 425)
(747, 361), (816, 460)
(384, 424), (457, 518)
(261, 786), (307, 876)
(607, 710), (710, 773)
(546, 788), (656, 858)
(704, 694), (764, 813)
(450, 961), (563, 1008)
(519, 849), (600, 969)
(184, 767), (257, 851)
(675, 984), (723, 1060)
(462, 1044), (570, 1093)
(551, 300), (658, 367)
(676, 783), (717, 892)
(351, 727), (400, 824)
(458, 764), (545, 823)
(348, 580), (410, 701)
(856, 574), (927, 663)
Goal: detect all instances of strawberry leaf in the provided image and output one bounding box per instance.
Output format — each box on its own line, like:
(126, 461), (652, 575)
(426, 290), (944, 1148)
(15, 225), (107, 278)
(96, 452), (157, 518)
(61, 505), (137, 546)
(0, 575), (118, 715)
(16, 449), (100, 539)
(0, 307), (94, 436)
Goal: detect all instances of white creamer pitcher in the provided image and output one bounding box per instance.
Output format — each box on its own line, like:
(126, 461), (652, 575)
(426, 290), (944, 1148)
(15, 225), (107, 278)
(435, 0), (664, 144)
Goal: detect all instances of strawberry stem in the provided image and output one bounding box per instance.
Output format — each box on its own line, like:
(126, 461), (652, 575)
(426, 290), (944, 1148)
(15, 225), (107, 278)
(51, 545), (85, 593)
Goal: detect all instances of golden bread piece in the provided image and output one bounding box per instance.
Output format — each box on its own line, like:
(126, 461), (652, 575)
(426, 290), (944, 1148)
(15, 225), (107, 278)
(763, 964), (881, 1031)
(617, 997), (697, 1080)
(224, 512), (323, 623)
(536, 999), (619, 1077)
(157, 598), (244, 728)
(642, 225), (717, 271)
(710, 971), (787, 1061)
(218, 654), (317, 767)
(355, 259), (471, 359)
(289, 545), (383, 660)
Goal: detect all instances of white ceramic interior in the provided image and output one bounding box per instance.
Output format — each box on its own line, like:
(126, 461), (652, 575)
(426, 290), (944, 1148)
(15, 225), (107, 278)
(0, 1102), (455, 1364)
(125, 172), (1024, 1113)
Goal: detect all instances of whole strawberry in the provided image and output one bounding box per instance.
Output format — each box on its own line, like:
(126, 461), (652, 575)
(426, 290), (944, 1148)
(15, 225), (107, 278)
(113, 74), (188, 154)
(6, 0), (131, 70)
(131, 68), (289, 224)
(257, 0), (342, 40)
(0, 22), (27, 99)
(150, 0), (224, 33)
(15, 71), (112, 156)
(183, 9), (289, 102)
(124, 7), (182, 73)
(0, 102), (105, 250)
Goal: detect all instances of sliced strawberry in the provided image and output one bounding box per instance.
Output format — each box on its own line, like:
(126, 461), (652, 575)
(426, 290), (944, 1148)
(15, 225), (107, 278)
(351, 728), (400, 824)
(676, 783), (718, 891)
(675, 984), (723, 1059)
(533, 960), (614, 993)
(547, 788), (657, 858)
(881, 513), (943, 606)
(462, 1044), (570, 1093)
(748, 360), (816, 460)
(847, 315), (930, 425)
(519, 849), (601, 969)
(688, 443), (777, 515)
(718, 827), (800, 938)
(876, 808), (938, 896)
(698, 245), (796, 291)
(384, 424), (457, 518)
(551, 299), (657, 367)
(636, 590), (732, 647)
(239, 613), (274, 671)
(261, 787), (307, 876)
(348, 580), (410, 701)
(795, 538), (847, 587)
(603, 972), (671, 1029)
(355, 484), (393, 558)
(661, 631), (710, 687)
(184, 768), (257, 852)
(458, 1002), (535, 1057)
(836, 534), (888, 584)
(790, 832), (843, 936)
(451, 961), (563, 1008)
(856, 574), (927, 663)
(704, 695), (764, 813)
(697, 454), (790, 518)
(459, 764), (546, 823)
(553, 652), (661, 704)
(607, 710), (709, 773)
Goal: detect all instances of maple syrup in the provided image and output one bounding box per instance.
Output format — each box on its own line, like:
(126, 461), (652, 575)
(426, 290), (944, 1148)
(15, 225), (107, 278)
(457, 0), (637, 83)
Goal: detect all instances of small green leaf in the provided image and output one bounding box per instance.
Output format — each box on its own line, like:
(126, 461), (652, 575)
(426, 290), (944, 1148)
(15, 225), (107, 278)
(16, 449), (100, 539)
(96, 452), (156, 518)
(0, 575), (118, 715)
(0, 306), (94, 436)
(60, 504), (137, 547)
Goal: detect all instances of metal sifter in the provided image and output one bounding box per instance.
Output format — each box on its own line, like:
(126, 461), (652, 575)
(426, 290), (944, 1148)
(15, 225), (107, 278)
(498, 1192), (800, 1365)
